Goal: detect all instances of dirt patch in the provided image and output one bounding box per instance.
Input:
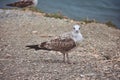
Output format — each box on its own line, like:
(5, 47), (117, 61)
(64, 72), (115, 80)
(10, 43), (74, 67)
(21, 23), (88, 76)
(0, 9), (120, 80)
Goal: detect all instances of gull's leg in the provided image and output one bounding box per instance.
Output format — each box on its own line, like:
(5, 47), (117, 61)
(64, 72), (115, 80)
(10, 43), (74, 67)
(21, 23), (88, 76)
(66, 53), (70, 64)
(62, 53), (66, 63)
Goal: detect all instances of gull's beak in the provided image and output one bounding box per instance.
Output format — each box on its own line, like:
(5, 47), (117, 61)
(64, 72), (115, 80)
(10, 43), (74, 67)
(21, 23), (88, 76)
(75, 30), (79, 33)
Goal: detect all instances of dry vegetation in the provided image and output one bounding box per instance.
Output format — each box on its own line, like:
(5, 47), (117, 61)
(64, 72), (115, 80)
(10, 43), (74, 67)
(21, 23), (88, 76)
(0, 9), (120, 80)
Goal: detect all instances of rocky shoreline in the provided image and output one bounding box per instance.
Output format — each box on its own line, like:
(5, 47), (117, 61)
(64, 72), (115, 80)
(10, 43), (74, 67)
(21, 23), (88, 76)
(0, 9), (120, 80)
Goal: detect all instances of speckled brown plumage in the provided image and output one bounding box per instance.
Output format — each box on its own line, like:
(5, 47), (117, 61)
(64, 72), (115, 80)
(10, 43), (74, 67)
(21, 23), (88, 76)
(26, 37), (76, 63)
(39, 37), (76, 52)
(6, 0), (33, 8)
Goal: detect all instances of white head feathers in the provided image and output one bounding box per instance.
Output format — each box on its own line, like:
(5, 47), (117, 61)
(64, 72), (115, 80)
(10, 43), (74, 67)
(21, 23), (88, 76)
(72, 25), (84, 42)
(73, 25), (81, 33)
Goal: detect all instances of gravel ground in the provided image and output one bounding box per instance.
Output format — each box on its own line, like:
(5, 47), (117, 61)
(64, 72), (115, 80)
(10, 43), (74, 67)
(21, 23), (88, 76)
(0, 9), (120, 80)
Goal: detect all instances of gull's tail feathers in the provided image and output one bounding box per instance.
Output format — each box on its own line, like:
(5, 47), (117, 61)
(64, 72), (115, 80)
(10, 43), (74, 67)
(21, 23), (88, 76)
(26, 42), (51, 51)
(26, 45), (40, 50)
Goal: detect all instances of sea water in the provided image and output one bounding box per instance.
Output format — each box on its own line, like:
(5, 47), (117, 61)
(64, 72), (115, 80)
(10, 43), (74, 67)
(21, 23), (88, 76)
(0, 0), (120, 28)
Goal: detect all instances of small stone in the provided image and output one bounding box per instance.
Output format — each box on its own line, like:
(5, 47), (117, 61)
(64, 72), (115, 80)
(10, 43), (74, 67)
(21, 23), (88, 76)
(80, 74), (85, 77)
(70, 20), (74, 23)
(0, 72), (3, 75)
(32, 31), (38, 34)
(5, 54), (12, 58)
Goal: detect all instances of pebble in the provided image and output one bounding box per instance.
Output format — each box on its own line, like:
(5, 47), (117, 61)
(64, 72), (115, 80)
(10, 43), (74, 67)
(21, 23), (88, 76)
(32, 31), (38, 34)
(5, 54), (12, 58)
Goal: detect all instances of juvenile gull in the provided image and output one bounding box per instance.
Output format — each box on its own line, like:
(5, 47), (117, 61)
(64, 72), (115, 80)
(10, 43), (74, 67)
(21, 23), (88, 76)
(26, 25), (84, 63)
(6, 0), (38, 8)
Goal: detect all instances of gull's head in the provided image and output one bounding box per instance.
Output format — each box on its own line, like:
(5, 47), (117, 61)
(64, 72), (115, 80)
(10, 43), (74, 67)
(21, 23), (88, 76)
(72, 25), (83, 42)
(73, 25), (80, 33)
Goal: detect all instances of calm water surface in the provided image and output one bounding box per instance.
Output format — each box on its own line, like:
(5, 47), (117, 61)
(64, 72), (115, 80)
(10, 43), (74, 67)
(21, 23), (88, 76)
(0, 0), (120, 28)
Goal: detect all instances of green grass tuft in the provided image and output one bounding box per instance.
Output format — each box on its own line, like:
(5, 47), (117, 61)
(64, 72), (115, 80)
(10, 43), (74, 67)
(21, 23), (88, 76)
(105, 21), (117, 29)
(82, 18), (96, 24)
(44, 12), (68, 19)
(22, 7), (44, 13)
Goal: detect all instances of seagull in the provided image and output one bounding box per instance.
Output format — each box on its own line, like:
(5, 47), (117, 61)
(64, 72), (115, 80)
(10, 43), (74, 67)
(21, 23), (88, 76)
(26, 25), (84, 63)
(6, 0), (38, 8)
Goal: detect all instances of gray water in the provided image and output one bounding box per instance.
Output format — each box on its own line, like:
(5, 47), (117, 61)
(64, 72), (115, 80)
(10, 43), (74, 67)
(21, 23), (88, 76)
(0, 0), (120, 28)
